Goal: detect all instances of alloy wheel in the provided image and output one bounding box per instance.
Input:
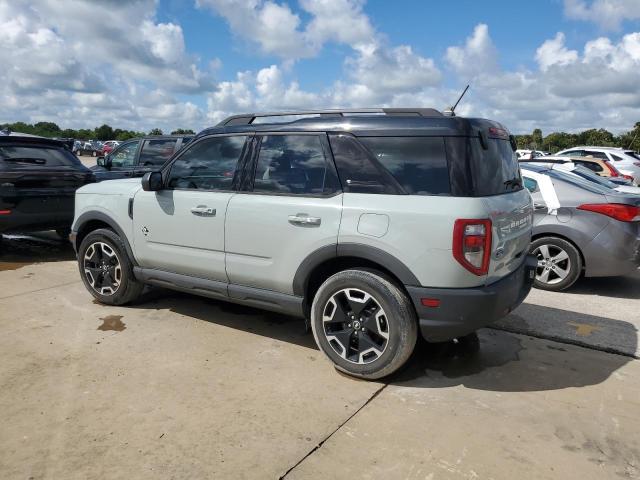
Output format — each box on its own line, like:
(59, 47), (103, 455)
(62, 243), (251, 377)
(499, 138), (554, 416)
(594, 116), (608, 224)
(533, 244), (571, 285)
(83, 241), (122, 295)
(322, 288), (390, 364)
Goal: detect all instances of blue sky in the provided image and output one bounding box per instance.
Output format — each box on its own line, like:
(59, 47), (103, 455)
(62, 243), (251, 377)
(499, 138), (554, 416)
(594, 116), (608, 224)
(2, 0), (640, 133)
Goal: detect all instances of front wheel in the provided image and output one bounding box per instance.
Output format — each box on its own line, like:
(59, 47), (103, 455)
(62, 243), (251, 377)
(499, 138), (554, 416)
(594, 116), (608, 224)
(77, 228), (144, 305)
(311, 269), (418, 380)
(530, 236), (582, 291)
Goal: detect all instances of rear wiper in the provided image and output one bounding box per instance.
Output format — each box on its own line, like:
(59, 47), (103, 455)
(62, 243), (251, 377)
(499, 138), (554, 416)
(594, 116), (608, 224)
(504, 178), (522, 189)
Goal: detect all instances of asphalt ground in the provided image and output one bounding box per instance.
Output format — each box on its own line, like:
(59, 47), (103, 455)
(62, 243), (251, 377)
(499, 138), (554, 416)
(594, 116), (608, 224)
(1, 232), (638, 479)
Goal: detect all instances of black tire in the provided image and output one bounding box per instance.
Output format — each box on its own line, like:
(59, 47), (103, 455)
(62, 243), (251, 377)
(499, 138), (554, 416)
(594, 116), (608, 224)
(530, 236), (582, 291)
(310, 269), (418, 380)
(77, 228), (143, 305)
(55, 227), (71, 239)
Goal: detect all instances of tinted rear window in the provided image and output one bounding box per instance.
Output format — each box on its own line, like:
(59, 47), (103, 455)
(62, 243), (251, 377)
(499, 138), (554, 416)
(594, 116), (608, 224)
(358, 137), (450, 195)
(469, 137), (522, 196)
(0, 145), (82, 167)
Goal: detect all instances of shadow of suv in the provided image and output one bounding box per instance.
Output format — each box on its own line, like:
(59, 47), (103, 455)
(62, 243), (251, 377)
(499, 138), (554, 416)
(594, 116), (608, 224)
(71, 108), (536, 379)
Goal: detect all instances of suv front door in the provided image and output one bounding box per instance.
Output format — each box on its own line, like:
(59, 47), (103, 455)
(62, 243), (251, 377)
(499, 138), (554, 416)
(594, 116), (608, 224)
(97, 140), (141, 181)
(132, 134), (249, 281)
(225, 133), (343, 295)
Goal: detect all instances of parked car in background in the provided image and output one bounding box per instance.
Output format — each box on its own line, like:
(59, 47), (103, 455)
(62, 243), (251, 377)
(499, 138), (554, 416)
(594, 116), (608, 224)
(75, 140), (102, 157)
(100, 140), (120, 156)
(71, 108), (536, 379)
(0, 130), (94, 239)
(556, 147), (640, 185)
(92, 135), (192, 181)
(526, 160), (640, 195)
(520, 163), (640, 291)
(516, 149), (547, 160)
(521, 155), (633, 183)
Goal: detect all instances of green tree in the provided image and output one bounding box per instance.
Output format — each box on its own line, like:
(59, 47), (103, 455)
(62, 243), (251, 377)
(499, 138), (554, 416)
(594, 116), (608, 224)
(171, 128), (195, 135)
(148, 128), (163, 135)
(531, 129), (543, 149)
(94, 124), (115, 141)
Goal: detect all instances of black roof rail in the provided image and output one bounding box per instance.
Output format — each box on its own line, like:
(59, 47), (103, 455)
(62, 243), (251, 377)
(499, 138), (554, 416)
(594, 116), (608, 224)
(217, 108), (443, 126)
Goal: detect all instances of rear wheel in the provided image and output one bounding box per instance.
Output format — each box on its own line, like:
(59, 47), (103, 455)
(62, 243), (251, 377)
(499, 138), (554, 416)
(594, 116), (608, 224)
(78, 228), (143, 305)
(311, 269), (418, 380)
(530, 236), (582, 291)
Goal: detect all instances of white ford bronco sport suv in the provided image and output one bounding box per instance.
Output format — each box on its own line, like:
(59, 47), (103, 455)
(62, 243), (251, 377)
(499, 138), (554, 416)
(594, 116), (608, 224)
(71, 108), (536, 379)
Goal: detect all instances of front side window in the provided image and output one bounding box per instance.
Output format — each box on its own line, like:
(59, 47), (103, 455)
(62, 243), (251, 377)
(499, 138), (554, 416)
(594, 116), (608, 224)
(252, 135), (337, 195)
(523, 177), (539, 193)
(139, 139), (178, 167)
(110, 141), (140, 168)
(358, 137), (450, 195)
(167, 136), (246, 190)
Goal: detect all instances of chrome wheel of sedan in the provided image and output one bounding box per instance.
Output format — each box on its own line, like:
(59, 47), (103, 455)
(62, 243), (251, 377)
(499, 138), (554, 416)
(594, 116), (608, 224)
(533, 244), (571, 285)
(83, 241), (122, 296)
(322, 288), (390, 364)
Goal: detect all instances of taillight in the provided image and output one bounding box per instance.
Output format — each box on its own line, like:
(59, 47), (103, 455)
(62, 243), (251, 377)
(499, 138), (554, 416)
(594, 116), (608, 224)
(0, 210), (11, 215)
(578, 203), (640, 222)
(603, 161), (619, 177)
(622, 174), (634, 181)
(453, 219), (492, 275)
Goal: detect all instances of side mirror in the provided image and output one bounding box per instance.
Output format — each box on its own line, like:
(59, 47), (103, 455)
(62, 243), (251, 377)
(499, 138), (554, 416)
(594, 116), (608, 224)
(96, 156), (105, 167)
(141, 171), (163, 191)
(96, 156), (112, 169)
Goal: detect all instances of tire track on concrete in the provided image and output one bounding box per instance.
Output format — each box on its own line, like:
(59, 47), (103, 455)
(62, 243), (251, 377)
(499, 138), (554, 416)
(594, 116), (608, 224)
(0, 280), (81, 300)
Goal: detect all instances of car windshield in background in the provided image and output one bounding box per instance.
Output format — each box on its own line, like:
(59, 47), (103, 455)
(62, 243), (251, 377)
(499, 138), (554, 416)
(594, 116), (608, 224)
(469, 137), (521, 196)
(0, 145), (81, 167)
(547, 168), (614, 195)
(358, 136), (450, 195)
(567, 165), (619, 189)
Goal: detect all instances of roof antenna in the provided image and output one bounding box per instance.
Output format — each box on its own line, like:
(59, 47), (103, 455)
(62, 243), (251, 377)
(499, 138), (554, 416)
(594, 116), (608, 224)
(444, 85), (470, 116)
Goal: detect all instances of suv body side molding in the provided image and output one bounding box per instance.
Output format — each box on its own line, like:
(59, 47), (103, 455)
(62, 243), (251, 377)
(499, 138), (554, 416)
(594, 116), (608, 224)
(292, 243), (420, 297)
(72, 211), (137, 264)
(134, 267), (305, 318)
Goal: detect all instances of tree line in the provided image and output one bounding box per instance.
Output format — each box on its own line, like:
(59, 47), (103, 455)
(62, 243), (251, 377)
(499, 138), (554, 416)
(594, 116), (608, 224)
(0, 121), (195, 141)
(515, 122), (640, 153)
(2, 120), (639, 152)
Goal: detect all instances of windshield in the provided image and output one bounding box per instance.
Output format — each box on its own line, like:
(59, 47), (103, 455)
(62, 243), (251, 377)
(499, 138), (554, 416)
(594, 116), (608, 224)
(0, 145), (82, 167)
(547, 168), (613, 195)
(563, 165), (619, 189)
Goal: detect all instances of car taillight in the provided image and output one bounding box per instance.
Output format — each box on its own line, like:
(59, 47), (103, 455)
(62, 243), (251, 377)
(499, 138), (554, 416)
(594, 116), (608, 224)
(578, 203), (640, 222)
(603, 161), (619, 177)
(453, 219), (492, 276)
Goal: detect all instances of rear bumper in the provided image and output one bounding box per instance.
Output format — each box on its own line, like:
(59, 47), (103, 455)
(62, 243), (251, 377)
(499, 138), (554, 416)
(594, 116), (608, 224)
(406, 255), (537, 342)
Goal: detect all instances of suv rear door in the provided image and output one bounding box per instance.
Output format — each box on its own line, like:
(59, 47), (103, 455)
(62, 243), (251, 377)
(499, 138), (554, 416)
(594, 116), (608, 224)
(224, 133), (343, 295)
(132, 134), (249, 282)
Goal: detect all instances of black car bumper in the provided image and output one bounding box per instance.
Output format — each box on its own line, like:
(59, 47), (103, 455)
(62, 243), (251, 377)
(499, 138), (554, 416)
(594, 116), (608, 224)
(406, 255), (537, 342)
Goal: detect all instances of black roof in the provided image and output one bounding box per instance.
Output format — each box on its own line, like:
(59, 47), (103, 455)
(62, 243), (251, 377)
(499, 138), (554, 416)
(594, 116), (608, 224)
(0, 131), (67, 147)
(198, 110), (507, 138)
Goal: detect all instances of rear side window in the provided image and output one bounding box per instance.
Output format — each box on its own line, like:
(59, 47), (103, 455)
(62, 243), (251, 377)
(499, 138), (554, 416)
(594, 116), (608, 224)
(0, 145), (81, 167)
(575, 160), (603, 172)
(328, 135), (400, 194)
(252, 135), (338, 195)
(167, 136), (246, 190)
(358, 137), (450, 195)
(139, 139), (177, 167)
(468, 137), (522, 196)
(585, 151), (608, 160)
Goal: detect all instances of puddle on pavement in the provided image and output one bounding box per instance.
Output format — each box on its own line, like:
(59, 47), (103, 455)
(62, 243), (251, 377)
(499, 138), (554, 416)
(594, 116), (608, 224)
(0, 233), (75, 271)
(97, 315), (126, 332)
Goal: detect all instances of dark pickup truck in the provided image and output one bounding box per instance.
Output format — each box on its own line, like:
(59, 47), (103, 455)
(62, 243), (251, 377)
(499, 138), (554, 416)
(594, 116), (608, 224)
(91, 135), (192, 181)
(0, 131), (94, 237)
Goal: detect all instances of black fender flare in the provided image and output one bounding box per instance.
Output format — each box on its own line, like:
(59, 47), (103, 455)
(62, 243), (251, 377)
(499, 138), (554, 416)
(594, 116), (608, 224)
(292, 242), (420, 297)
(73, 211), (137, 266)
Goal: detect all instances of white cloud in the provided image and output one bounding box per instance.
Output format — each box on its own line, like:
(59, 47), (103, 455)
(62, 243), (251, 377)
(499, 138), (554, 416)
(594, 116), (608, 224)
(564, 0), (640, 31)
(535, 33), (579, 71)
(445, 24), (498, 78)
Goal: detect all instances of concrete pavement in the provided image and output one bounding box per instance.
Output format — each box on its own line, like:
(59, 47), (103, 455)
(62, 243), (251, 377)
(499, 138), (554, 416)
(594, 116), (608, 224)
(1, 233), (638, 479)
